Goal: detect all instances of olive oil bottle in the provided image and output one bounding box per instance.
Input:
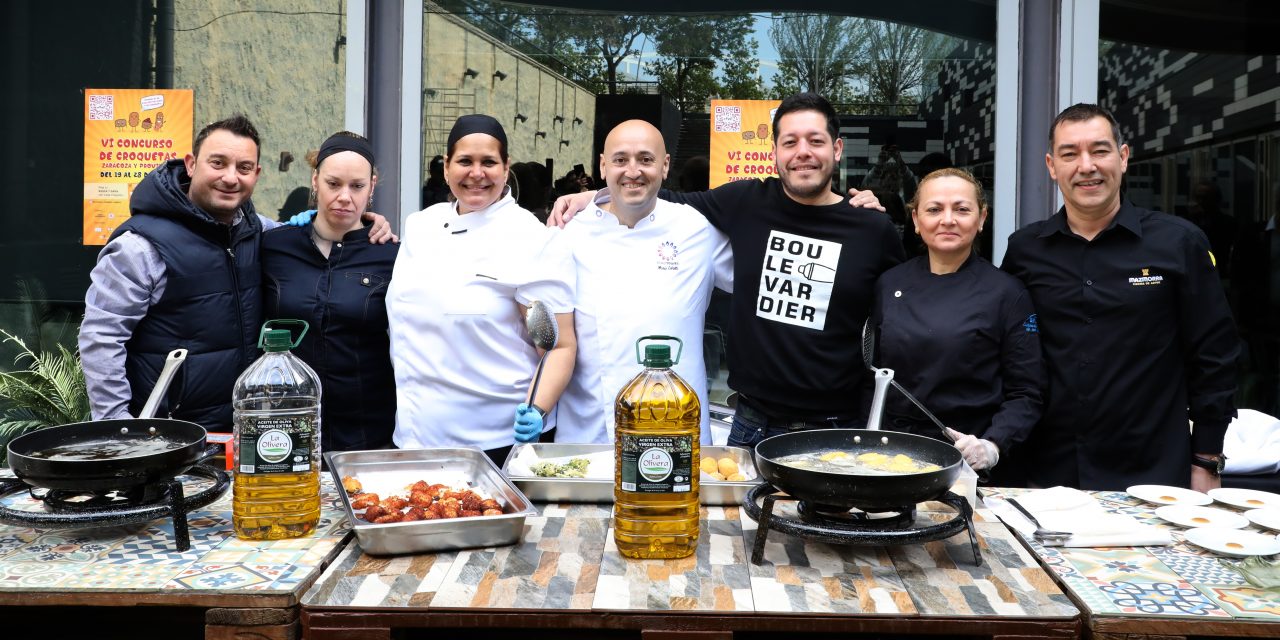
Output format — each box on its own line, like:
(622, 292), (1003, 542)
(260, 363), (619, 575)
(613, 336), (700, 559)
(232, 320), (322, 540)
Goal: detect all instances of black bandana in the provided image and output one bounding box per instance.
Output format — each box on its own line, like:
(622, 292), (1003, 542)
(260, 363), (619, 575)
(316, 133), (376, 169)
(447, 114), (508, 155)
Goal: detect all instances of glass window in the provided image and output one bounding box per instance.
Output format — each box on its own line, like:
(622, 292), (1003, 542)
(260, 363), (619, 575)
(422, 3), (998, 414)
(1, 0), (346, 383)
(1100, 1), (1280, 414)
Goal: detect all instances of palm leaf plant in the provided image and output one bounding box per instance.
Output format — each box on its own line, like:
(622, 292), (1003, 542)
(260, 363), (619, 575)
(0, 271), (91, 472)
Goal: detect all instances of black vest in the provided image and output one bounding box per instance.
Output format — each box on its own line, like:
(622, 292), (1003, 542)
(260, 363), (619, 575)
(112, 213), (263, 431)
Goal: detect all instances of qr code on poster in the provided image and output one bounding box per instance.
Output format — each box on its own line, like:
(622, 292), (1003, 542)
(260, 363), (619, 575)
(714, 106), (741, 133)
(88, 95), (114, 121)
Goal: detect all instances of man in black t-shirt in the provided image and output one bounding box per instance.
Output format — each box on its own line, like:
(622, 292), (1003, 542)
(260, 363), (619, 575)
(551, 94), (903, 446)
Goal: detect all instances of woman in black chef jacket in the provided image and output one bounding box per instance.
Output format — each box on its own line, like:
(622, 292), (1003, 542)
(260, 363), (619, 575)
(867, 168), (1042, 484)
(261, 131), (398, 452)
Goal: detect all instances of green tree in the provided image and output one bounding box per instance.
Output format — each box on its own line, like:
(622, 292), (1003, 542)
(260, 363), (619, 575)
(768, 13), (866, 104)
(718, 37), (767, 101)
(570, 14), (654, 95)
(856, 21), (953, 114)
(647, 14), (754, 113)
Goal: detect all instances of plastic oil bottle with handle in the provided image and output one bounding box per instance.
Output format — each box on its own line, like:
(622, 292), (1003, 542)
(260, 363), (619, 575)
(232, 320), (322, 540)
(614, 336), (700, 559)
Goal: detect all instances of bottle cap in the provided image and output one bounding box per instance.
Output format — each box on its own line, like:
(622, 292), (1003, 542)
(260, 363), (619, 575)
(643, 344), (672, 368)
(262, 329), (292, 352)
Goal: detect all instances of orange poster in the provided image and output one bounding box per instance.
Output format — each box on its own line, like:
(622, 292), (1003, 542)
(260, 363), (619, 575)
(709, 99), (781, 188)
(83, 88), (193, 245)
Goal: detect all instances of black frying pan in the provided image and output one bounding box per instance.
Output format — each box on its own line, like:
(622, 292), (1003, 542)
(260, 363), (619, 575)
(754, 428), (963, 511)
(1, 348), (215, 493)
(5, 418), (215, 491)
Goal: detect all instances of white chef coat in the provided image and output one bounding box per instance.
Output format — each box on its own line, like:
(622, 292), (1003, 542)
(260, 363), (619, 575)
(387, 193), (574, 450)
(553, 193), (733, 444)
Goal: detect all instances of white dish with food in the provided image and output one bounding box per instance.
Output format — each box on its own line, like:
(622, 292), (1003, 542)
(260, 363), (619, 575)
(1127, 484), (1212, 506)
(1184, 527), (1280, 557)
(1154, 504), (1249, 529)
(1244, 508), (1280, 532)
(1209, 487), (1280, 510)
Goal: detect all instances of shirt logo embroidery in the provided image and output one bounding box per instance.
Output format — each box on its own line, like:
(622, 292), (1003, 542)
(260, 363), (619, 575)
(757, 230), (842, 329)
(1128, 267), (1163, 286)
(656, 240), (679, 271)
(1023, 313), (1038, 333)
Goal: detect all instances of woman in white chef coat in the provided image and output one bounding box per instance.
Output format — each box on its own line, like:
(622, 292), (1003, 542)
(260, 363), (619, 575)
(387, 114), (576, 466)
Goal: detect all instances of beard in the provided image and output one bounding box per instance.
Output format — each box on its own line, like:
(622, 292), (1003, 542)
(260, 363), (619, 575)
(779, 168), (834, 201)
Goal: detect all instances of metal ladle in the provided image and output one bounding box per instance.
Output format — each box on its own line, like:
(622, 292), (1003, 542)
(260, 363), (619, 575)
(524, 300), (559, 410)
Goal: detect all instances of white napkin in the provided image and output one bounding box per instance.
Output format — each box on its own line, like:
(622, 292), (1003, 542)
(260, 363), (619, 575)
(506, 446), (614, 480)
(989, 486), (1171, 548)
(1222, 409), (1280, 474)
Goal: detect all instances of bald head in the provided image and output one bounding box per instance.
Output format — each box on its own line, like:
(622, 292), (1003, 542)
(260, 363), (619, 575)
(600, 120), (670, 225)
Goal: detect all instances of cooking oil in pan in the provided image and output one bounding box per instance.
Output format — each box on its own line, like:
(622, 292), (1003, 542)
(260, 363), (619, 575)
(613, 337), (700, 559)
(232, 322), (322, 540)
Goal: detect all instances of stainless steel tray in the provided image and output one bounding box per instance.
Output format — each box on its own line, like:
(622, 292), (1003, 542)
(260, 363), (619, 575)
(325, 448), (537, 556)
(501, 443), (758, 506)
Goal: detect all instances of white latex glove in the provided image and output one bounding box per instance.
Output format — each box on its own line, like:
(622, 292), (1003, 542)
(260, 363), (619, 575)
(952, 433), (1000, 470)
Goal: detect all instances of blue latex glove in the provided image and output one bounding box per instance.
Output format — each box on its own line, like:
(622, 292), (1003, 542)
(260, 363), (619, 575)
(513, 403), (544, 443)
(287, 209), (316, 226)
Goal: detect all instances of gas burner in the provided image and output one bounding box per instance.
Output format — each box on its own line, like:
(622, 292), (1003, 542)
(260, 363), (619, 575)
(743, 482), (982, 566)
(0, 465), (230, 552)
(40, 482), (172, 511)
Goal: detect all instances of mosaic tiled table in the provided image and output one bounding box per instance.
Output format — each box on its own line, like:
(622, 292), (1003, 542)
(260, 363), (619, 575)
(0, 471), (351, 639)
(301, 501), (1080, 639)
(990, 488), (1280, 640)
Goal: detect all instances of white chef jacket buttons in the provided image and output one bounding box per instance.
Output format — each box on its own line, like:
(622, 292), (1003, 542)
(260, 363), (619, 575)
(362, 277), (370, 285)
(894, 290), (902, 298)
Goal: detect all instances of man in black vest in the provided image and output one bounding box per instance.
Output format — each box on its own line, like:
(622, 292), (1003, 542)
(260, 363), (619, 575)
(80, 115), (393, 432)
(79, 114), (268, 432)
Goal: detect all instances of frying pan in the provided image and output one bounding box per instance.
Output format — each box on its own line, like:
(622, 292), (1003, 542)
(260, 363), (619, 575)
(753, 429), (963, 512)
(3, 349), (219, 492)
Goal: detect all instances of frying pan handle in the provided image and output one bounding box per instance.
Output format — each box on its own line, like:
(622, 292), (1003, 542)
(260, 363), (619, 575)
(138, 348), (188, 419)
(865, 368), (894, 431)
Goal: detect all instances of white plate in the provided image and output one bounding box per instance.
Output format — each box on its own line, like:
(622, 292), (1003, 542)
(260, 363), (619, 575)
(1245, 508), (1280, 532)
(1155, 505), (1249, 529)
(1127, 484), (1212, 506)
(1184, 527), (1280, 557)
(1209, 488), (1280, 510)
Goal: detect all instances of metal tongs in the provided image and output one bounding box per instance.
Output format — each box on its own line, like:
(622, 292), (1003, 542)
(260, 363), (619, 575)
(1007, 497), (1073, 546)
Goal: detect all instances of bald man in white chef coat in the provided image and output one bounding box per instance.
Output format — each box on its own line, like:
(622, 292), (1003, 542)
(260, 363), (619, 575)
(550, 120), (732, 444)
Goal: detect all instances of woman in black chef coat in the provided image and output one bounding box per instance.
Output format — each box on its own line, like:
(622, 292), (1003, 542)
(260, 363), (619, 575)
(868, 168), (1042, 484)
(261, 131), (398, 452)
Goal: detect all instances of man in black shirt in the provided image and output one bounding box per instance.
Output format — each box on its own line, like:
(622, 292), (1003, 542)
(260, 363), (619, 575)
(551, 94), (903, 446)
(1002, 104), (1239, 491)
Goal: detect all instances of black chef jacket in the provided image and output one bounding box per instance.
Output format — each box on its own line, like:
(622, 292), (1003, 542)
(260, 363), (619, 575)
(261, 223), (399, 453)
(869, 254), (1043, 459)
(1002, 202), (1240, 490)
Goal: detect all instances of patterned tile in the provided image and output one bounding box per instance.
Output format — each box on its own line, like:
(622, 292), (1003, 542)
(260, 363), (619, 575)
(1202, 585), (1280, 618)
(1062, 547), (1182, 584)
(594, 509), (751, 612)
(430, 513), (611, 610)
(1149, 546), (1248, 586)
(0, 561), (78, 588)
(170, 563), (275, 590)
(1094, 579), (1229, 617)
(6, 532), (122, 563)
(56, 563), (178, 589)
(102, 534), (223, 565)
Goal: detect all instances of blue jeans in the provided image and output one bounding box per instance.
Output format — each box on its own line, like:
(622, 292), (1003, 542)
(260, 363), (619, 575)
(727, 398), (860, 448)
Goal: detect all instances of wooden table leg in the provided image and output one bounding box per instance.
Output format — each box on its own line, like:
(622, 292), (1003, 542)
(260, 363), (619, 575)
(205, 606), (299, 640)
